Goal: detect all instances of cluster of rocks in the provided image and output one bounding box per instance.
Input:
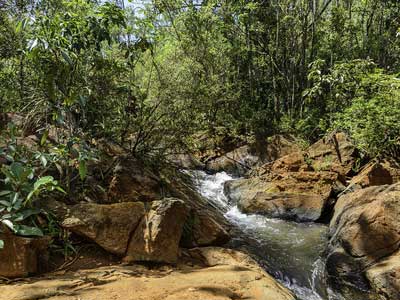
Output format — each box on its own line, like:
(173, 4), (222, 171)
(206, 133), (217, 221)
(0, 137), (297, 299)
(214, 132), (400, 300)
(1, 125), (400, 299)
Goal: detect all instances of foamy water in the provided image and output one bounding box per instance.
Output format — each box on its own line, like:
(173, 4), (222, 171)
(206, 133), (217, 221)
(188, 170), (354, 300)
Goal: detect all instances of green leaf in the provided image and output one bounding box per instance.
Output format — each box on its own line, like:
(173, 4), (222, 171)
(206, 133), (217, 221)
(10, 162), (24, 180)
(14, 225), (43, 237)
(39, 155), (48, 167)
(13, 208), (40, 222)
(61, 50), (73, 66)
(2, 219), (14, 231)
(79, 160), (87, 181)
(28, 38), (38, 51)
(0, 240), (4, 249)
(40, 130), (49, 146)
(34, 176), (55, 189)
(0, 190), (12, 197)
(0, 200), (11, 207)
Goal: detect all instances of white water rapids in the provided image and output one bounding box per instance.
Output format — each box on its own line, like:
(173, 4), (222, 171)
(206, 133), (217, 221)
(189, 170), (352, 300)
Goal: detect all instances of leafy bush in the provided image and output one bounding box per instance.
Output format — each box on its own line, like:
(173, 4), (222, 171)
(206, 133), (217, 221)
(0, 124), (64, 248)
(334, 70), (400, 156)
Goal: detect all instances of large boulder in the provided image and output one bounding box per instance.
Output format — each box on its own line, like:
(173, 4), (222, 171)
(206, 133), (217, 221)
(61, 202), (145, 256)
(104, 156), (231, 248)
(306, 132), (358, 177)
(326, 184), (400, 299)
(0, 233), (49, 278)
(225, 171), (340, 222)
(42, 198), (195, 264)
(124, 198), (189, 264)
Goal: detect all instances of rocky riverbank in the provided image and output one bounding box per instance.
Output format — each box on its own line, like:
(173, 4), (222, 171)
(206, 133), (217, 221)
(1, 131), (400, 300)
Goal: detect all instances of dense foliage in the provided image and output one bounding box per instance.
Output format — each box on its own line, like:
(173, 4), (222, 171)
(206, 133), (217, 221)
(1, 0), (400, 155)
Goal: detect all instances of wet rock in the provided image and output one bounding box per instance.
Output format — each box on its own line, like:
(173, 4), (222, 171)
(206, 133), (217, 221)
(326, 184), (400, 299)
(0, 233), (49, 278)
(225, 171), (339, 222)
(124, 198), (189, 264)
(62, 202), (145, 256)
(161, 169), (231, 247)
(181, 211), (230, 247)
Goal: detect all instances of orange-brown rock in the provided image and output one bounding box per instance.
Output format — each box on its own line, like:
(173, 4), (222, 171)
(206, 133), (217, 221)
(0, 248), (295, 300)
(326, 184), (400, 299)
(306, 132), (358, 177)
(253, 132), (358, 179)
(270, 151), (309, 173)
(348, 161), (394, 189)
(62, 202), (145, 256)
(0, 233), (49, 278)
(124, 198), (189, 264)
(225, 171), (340, 222)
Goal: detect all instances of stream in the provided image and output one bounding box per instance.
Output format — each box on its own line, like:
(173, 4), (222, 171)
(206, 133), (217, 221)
(189, 170), (355, 300)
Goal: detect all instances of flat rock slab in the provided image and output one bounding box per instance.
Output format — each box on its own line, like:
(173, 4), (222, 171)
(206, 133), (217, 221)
(0, 248), (295, 300)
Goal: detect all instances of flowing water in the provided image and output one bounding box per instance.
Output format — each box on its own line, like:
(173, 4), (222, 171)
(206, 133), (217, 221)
(189, 170), (351, 300)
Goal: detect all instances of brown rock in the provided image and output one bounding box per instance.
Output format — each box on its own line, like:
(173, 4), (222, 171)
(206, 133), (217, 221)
(306, 132), (358, 177)
(225, 171), (339, 222)
(124, 198), (189, 264)
(102, 154), (230, 248)
(270, 151), (308, 173)
(0, 249), (295, 300)
(62, 202), (145, 256)
(0, 234), (49, 278)
(348, 161), (394, 189)
(366, 250), (400, 300)
(326, 184), (400, 298)
(107, 156), (162, 202)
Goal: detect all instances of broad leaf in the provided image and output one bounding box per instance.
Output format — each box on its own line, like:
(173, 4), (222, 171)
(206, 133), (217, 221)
(79, 160), (87, 180)
(15, 225), (43, 237)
